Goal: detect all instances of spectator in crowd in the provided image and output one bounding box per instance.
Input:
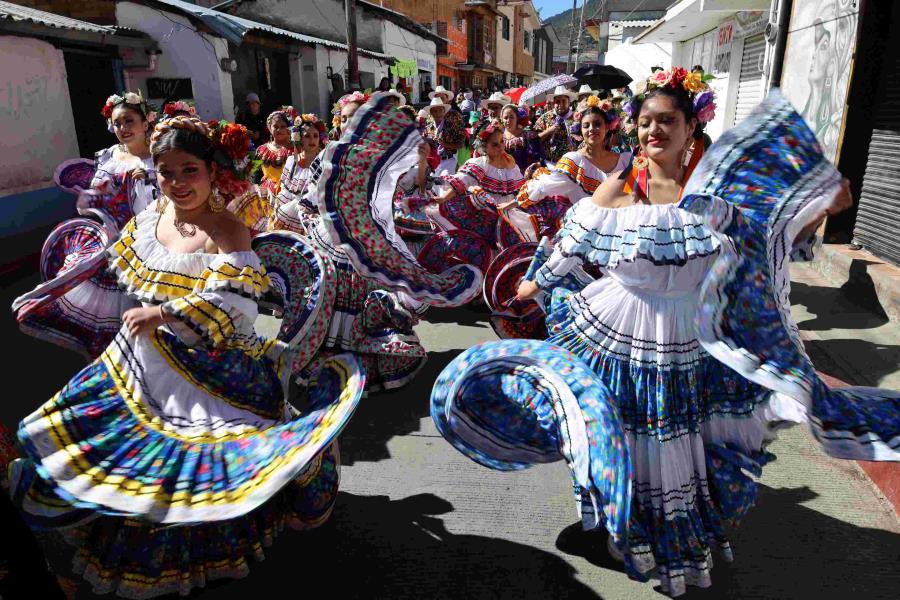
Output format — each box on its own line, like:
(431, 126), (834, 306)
(378, 77), (391, 92)
(459, 89), (477, 114)
(236, 92), (268, 144)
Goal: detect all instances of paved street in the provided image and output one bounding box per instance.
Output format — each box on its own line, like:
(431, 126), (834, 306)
(1, 265), (898, 599)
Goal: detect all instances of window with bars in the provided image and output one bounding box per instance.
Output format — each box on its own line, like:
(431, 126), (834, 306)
(524, 31), (531, 52)
(502, 16), (510, 40)
(437, 21), (448, 38)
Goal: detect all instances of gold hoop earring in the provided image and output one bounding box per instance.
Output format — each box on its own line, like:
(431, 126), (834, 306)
(209, 188), (225, 213)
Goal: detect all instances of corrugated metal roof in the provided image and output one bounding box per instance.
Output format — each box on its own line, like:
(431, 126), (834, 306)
(154, 0), (392, 61)
(0, 0), (117, 34)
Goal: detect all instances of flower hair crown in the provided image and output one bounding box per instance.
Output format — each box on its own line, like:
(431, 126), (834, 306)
(163, 100), (196, 117)
(574, 95), (623, 131)
(625, 67), (717, 124)
(292, 113), (327, 141)
(101, 91), (156, 123)
(478, 120), (502, 141)
(267, 106), (298, 127)
(151, 117), (254, 200)
(332, 91), (371, 114)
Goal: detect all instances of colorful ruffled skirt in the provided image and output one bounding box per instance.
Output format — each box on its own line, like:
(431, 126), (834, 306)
(12, 325), (363, 598)
(307, 225), (426, 392)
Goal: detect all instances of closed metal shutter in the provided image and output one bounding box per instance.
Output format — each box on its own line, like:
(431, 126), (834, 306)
(853, 53), (900, 265)
(732, 34), (766, 126)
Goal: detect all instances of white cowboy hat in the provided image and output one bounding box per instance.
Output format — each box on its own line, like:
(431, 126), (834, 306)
(428, 85), (453, 103)
(577, 84), (598, 98)
(481, 91), (512, 109)
(428, 96), (450, 114)
(546, 85), (577, 103)
(383, 89), (406, 106)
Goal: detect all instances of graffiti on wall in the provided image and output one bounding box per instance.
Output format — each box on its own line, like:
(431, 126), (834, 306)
(0, 37), (79, 192)
(781, 0), (859, 161)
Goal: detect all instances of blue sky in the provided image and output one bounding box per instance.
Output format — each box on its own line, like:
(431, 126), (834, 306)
(534, 0), (577, 20)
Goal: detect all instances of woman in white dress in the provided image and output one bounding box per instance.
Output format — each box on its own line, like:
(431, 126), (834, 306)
(514, 102), (632, 238)
(11, 116), (363, 598)
(431, 69), (899, 597)
(270, 113), (327, 233)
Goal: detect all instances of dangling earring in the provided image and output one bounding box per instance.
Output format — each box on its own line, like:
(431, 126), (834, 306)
(632, 148), (649, 170)
(209, 187), (225, 213)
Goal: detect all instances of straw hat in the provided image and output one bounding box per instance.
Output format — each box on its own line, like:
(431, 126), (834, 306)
(481, 91), (512, 109)
(428, 96), (450, 114)
(577, 84), (598, 99)
(546, 85), (577, 103)
(382, 89), (407, 106)
(428, 85), (453, 103)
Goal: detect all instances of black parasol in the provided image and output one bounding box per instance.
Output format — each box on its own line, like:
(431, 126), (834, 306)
(573, 64), (632, 91)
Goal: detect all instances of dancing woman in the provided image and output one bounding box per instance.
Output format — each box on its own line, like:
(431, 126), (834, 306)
(517, 99), (632, 210)
(499, 103), (545, 173)
(427, 122), (527, 245)
(82, 92), (159, 231)
(10, 116), (363, 599)
(255, 107), (295, 201)
(12, 92), (161, 357)
(270, 113), (327, 233)
(270, 96), (428, 392)
(431, 68), (899, 597)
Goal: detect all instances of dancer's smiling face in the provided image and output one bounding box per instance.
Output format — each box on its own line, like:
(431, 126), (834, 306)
(111, 105), (148, 147)
(501, 106), (519, 130)
(269, 117), (290, 146)
(637, 94), (696, 163)
(580, 111), (608, 147)
(300, 125), (322, 154)
(156, 148), (216, 212)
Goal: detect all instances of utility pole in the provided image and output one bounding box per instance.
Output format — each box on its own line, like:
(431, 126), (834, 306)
(573, 0), (587, 70)
(345, 0), (360, 90)
(566, 0), (577, 73)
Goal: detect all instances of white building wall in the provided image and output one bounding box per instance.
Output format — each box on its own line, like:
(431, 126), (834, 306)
(675, 29), (731, 140)
(605, 40), (673, 92)
(313, 46), (389, 116)
(383, 21), (436, 104)
(236, 0), (383, 53)
(116, 2), (234, 120)
(0, 36), (79, 196)
(497, 8), (515, 76)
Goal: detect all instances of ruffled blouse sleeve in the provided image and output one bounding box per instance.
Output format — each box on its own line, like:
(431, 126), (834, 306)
(532, 202), (598, 289)
(160, 252), (270, 349)
(445, 158), (482, 195)
(275, 154), (298, 207)
(518, 155), (587, 208)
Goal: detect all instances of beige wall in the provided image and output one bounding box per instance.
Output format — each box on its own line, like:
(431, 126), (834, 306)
(497, 7), (515, 74)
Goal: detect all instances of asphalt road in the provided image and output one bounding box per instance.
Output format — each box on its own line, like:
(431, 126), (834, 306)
(1, 273), (898, 599)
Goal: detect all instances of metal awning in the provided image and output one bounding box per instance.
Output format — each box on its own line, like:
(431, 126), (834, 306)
(0, 0), (156, 48)
(0, 1), (115, 34)
(634, 0), (769, 44)
(151, 0), (392, 61)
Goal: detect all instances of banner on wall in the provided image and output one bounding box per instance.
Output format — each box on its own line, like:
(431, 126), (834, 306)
(714, 19), (735, 74)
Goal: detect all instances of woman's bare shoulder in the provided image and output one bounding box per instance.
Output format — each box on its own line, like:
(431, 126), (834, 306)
(207, 212), (252, 254)
(590, 171), (631, 208)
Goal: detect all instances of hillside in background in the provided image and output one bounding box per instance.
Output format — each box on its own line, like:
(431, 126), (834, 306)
(542, 1), (671, 57)
(543, 0), (602, 56)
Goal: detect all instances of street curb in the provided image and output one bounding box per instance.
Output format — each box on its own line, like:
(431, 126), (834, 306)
(817, 372), (900, 515)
